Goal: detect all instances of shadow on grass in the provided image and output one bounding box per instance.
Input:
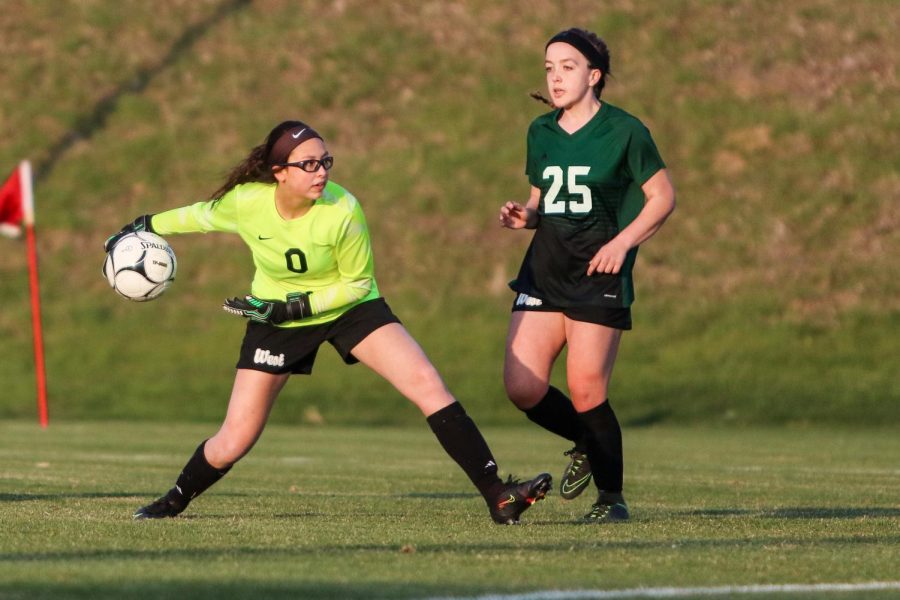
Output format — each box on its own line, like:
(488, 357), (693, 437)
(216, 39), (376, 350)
(768, 507), (900, 519)
(403, 492), (477, 499)
(3, 533), (898, 564)
(678, 507), (900, 519)
(0, 492), (145, 502)
(0, 581), (449, 600)
(0, 491), (258, 502)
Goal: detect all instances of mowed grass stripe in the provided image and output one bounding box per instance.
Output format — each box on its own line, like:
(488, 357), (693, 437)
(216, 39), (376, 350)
(421, 581), (900, 599)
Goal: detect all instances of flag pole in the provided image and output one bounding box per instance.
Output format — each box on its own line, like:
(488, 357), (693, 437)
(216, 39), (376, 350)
(20, 161), (49, 428)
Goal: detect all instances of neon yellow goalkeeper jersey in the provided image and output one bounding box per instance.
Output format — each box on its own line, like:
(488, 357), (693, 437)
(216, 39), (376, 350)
(150, 181), (380, 327)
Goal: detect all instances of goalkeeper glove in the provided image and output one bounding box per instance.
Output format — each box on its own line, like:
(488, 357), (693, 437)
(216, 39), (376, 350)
(222, 292), (312, 324)
(104, 214), (155, 251)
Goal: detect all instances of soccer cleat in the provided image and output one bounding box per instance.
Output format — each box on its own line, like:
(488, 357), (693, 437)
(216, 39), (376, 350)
(583, 492), (629, 523)
(132, 488), (188, 520)
(559, 447), (592, 500)
(490, 472), (553, 525)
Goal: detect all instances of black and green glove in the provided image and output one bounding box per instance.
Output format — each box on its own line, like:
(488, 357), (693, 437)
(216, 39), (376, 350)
(104, 214), (155, 251)
(222, 292), (312, 324)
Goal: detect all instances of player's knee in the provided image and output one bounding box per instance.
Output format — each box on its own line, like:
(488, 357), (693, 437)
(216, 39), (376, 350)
(503, 357), (551, 409)
(407, 363), (452, 400)
(504, 362), (550, 407)
(504, 377), (546, 409)
(568, 378), (609, 411)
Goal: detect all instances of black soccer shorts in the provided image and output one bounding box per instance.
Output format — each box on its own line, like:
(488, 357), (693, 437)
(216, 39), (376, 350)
(510, 292), (632, 330)
(236, 298), (401, 375)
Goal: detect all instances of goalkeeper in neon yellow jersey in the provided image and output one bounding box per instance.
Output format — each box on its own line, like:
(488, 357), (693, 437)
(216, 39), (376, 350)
(151, 171), (378, 327)
(106, 120), (551, 524)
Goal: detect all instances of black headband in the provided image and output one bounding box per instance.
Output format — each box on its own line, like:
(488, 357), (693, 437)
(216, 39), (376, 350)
(546, 30), (605, 70)
(268, 123), (323, 166)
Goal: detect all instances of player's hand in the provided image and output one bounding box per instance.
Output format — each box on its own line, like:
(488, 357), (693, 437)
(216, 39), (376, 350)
(223, 295), (282, 323)
(104, 214), (155, 252)
(222, 292), (312, 324)
(499, 202), (534, 229)
(587, 239), (630, 276)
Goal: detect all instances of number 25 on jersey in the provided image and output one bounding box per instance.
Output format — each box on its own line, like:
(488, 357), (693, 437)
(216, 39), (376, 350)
(542, 166), (592, 214)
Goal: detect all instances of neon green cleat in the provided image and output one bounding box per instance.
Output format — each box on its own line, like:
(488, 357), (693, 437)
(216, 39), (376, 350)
(559, 447), (592, 500)
(583, 492), (629, 523)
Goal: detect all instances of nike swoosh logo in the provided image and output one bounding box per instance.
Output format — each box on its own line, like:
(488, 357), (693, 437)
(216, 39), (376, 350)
(291, 128), (307, 139)
(497, 494), (516, 509)
(258, 235), (273, 240)
(561, 473), (592, 494)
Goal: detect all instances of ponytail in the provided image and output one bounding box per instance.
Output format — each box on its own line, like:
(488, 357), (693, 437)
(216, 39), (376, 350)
(530, 90), (554, 107)
(209, 143), (274, 201)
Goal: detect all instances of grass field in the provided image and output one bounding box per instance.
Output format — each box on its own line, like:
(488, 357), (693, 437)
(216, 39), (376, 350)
(2, 1), (898, 425)
(1, 420), (898, 599)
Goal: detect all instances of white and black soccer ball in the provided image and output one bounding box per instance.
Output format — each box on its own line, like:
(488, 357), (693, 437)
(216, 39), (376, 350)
(103, 231), (177, 302)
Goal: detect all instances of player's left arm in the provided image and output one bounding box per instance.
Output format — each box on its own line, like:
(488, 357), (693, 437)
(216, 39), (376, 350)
(587, 169), (675, 276)
(305, 204), (375, 314)
(223, 205), (374, 324)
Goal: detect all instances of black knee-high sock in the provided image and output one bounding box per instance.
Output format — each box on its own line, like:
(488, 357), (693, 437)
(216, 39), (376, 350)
(523, 386), (586, 450)
(169, 440), (232, 507)
(577, 400), (623, 494)
(427, 402), (504, 502)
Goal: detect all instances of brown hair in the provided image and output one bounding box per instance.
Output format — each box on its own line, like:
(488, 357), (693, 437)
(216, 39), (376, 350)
(209, 120), (321, 200)
(531, 28), (611, 107)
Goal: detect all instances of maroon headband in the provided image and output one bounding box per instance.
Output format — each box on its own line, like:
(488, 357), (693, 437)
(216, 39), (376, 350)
(546, 30), (605, 70)
(268, 123), (323, 166)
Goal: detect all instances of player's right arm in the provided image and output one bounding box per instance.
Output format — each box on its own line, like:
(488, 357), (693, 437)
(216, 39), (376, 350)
(500, 119), (544, 231)
(104, 191), (240, 251)
(499, 185), (541, 230)
(150, 190), (239, 236)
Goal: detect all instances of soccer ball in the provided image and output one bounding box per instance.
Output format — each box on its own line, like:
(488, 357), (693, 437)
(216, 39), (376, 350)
(103, 231), (177, 302)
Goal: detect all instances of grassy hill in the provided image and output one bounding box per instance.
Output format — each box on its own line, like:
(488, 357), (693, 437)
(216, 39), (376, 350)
(1, 0), (897, 426)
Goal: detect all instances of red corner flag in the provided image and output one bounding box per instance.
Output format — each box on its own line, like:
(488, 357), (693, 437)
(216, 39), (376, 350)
(0, 161), (28, 237)
(1, 161), (49, 427)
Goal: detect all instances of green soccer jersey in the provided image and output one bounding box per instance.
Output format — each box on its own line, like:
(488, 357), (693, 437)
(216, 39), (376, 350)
(151, 180), (380, 327)
(510, 102), (666, 308)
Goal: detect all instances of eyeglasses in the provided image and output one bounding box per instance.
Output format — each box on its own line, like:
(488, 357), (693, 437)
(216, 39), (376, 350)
(277, 156), (334, 172)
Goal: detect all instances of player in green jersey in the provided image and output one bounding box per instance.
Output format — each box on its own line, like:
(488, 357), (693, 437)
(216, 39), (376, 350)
(107, 120), (551, 524)
(499, 29), (676, 522)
